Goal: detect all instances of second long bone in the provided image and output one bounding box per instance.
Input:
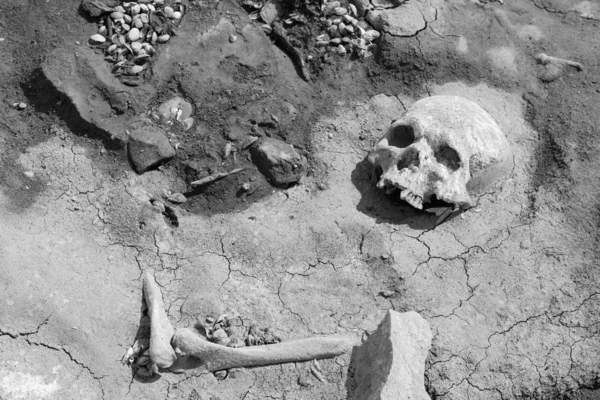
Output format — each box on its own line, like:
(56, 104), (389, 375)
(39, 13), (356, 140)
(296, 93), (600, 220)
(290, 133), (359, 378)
(172, 328), (357, 372)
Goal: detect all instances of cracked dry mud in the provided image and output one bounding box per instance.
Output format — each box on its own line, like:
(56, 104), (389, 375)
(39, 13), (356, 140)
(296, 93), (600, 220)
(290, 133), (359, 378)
(2, 0), (600, 399)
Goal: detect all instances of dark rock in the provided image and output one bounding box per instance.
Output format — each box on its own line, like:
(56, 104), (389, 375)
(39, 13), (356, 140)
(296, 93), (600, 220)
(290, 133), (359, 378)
(81, 0), (118, 17)
(250, 137), (307, 185)
(128, 120), (176, 173)
(349, 310), (432, 400)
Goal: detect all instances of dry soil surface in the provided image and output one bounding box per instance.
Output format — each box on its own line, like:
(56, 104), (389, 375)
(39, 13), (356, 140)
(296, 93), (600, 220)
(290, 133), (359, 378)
(2, 0), (600, 399)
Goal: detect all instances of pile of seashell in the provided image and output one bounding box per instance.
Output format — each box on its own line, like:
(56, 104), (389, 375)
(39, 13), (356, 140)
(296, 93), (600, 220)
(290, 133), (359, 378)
(198, 314), (281, 348)
(316, 1), (380, 57)
(88, 0), (186, 77)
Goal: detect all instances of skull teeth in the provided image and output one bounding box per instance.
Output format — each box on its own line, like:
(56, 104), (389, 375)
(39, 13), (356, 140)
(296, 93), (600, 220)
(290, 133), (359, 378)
(381, 183), (423, 210)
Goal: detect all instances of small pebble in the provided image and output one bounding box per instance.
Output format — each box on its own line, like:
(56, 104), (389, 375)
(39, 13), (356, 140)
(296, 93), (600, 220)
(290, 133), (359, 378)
(158, 34), (170, 43)
(334, 7), (348, 15)
(214, 370), (228, 380)
(114, 5), (126, 13)
(18, 102), (27, 109)
(166, 192), (187, 204)
(131, 65), (144, 74)
(242, 183), (251, 191)
(337, 44), (346, 55)
(182, 117), (194, 130)
(229, 34), (237, 43)
(327, 133), (333, 139)
(172, 11), (182, 19)
(164, 6), (174, 17)
(110, 11), (124, 20)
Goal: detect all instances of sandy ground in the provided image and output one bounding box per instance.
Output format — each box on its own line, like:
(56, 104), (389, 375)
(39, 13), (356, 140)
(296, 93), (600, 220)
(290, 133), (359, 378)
(2, 0), (600, 399)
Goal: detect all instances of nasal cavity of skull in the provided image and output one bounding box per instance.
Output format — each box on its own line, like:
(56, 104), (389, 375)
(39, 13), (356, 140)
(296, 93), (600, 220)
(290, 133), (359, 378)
(388, 124), (415, 148)
(434, 146), (461, 171)
(397, 147), (420, 170)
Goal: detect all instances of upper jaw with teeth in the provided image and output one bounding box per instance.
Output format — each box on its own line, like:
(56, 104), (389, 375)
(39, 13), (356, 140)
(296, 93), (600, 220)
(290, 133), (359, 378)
(382, 182), (424, 210)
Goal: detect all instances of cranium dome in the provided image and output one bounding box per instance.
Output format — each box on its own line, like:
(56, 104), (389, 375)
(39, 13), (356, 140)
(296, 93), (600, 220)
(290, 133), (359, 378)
(367, 95), (513, 210)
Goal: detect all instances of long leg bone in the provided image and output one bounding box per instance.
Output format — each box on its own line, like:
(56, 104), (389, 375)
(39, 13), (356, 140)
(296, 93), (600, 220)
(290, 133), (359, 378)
(172, 328), (357, 372)
(535, 53), (583, 71)
(142, 270), (177, 368)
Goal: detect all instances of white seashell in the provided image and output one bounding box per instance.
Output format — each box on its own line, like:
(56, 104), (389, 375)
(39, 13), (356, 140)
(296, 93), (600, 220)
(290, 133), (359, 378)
(172, 11), (182, 19)
(128, 28), (140, 41)
(98, 26), (107, 34)
(131, 65), (144, 74)
(152, 31), (158, 43)
(328, 25), (340, 38)
(131, 41), (142, 53)
(164, 6), (174, 18)
(158, 34), (170, 43)
(343, 14), (356, 24)
(130, 4), (140, 15)
(262, 24), (272, 34)
(348, 3), (357, 16)
(363, 29), (380, 42)
(90, 34), (106, 44)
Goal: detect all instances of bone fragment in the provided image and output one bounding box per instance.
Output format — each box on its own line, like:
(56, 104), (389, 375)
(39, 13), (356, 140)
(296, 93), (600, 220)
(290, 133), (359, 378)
(535, 53), (583, 71)
(190, 168), (245, 187)
(172, 328), (357, 372)
(142, 270), (177, 368)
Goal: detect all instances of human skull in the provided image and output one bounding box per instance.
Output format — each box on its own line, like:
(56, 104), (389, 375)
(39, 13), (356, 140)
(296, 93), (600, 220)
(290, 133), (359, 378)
(367, 95), (512, 210)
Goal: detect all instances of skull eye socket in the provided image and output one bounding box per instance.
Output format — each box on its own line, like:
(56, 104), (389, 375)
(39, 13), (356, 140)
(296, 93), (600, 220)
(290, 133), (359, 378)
(435, 146), (461, 171)
(388, 125), (415, 148)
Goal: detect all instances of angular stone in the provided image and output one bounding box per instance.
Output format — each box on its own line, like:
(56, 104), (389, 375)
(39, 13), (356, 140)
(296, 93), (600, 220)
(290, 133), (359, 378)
(259, 0), (282, 25)
(350, 310), (432, 400)
(250, 137), (307, 185)
(128, 120), (176, 173)
(80, 0), (119, 17)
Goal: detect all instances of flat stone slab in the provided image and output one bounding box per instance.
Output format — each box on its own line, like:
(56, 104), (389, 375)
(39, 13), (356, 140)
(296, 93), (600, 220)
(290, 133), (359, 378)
(366, 1), (436, 36)
(349, 310), (432, 400)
